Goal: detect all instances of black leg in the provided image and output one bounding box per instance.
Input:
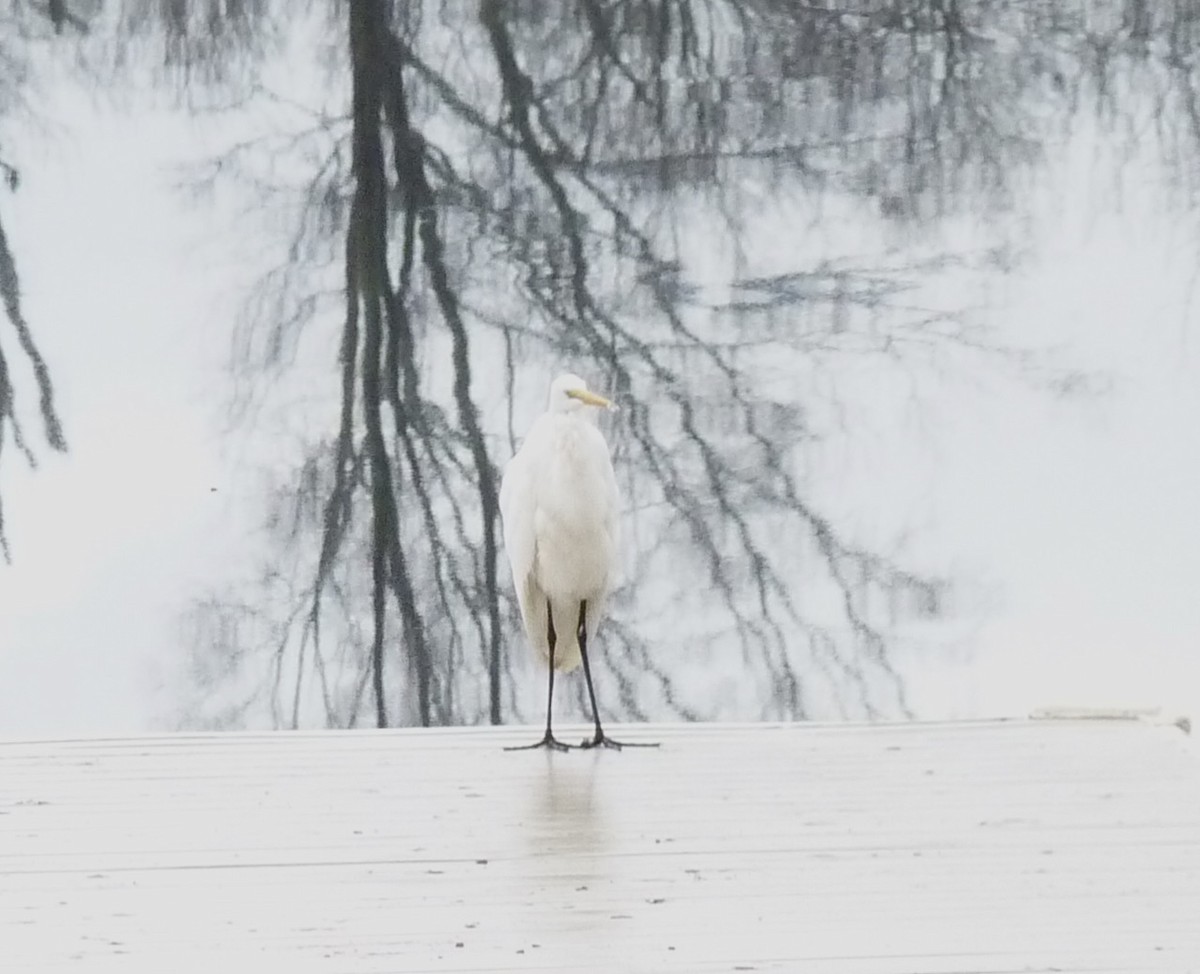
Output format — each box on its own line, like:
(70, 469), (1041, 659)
(506, 600), (571, 752)
(576, 599), (659, 751)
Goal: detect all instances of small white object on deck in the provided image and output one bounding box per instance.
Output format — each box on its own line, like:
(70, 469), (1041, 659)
(2, 718), (1199, 972)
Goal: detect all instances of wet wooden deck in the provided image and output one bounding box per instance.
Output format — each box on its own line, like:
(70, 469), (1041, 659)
(3, 717), (1199, 972)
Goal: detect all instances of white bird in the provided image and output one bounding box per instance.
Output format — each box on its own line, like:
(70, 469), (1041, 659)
(500, 373), (657, 751)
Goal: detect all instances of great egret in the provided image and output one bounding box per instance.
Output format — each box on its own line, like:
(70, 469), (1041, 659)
(500, 373), (657, 751)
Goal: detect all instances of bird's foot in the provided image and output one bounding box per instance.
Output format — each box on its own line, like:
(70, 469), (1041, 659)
(505, 730), (572, 752)
(578, 729), (660, 751)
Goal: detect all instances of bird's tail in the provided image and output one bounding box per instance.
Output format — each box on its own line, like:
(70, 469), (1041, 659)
(546, 598), (582, 672)
(519, 588), (583, 673)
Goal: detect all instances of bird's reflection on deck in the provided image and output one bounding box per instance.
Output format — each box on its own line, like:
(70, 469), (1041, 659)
(516, 749), (621, 959)
(527, 749), (609, 861)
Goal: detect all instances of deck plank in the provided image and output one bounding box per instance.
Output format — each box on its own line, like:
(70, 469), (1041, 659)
(2, 719), (1199, 972)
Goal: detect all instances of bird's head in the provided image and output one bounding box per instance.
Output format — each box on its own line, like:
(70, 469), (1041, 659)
(548, 373), (615, 415)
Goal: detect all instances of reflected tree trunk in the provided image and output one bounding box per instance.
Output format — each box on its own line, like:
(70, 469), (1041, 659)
(329, 0), (506, 726)
(0, 4), (74, 561)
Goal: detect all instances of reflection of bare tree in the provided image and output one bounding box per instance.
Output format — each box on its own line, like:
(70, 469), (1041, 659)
(0, 4), (72, 560)
(137, 1), (1200, 728)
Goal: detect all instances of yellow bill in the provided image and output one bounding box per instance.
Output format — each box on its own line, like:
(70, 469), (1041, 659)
(566, 388), (615, 410)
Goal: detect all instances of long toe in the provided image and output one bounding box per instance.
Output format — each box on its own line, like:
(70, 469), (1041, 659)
(505, 733), (571, 752)
(580, 732), (660, 750)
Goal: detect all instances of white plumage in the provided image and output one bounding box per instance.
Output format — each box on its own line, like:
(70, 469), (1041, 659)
(499, 373), (620, 673)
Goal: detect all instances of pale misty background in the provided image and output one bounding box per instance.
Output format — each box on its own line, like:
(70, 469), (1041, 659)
(0, 3), (1198, 735)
